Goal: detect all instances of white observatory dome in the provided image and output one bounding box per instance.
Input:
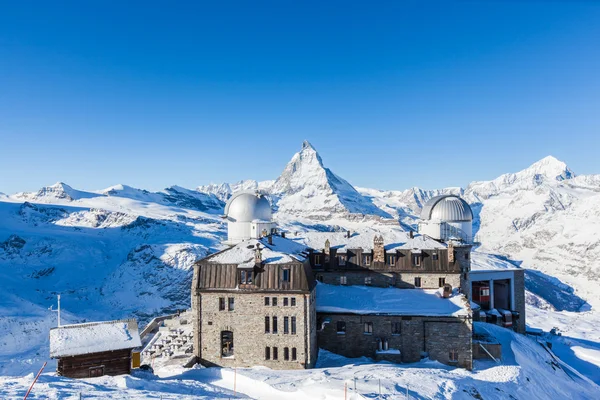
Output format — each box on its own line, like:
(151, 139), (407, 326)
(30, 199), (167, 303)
(420, 195), (473, 222)
(419, 195), (473, 243)
(225, 191), (272, 222)
(224, 191), (275, 244)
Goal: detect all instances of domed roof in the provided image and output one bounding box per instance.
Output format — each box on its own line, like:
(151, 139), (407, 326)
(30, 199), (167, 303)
(420, 195), (472, 222)
(225, 191), (272, 223)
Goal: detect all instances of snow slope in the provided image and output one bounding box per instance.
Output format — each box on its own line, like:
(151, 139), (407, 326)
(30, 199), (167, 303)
(2, 142), (600, 397)
(2, 325), (597, 399)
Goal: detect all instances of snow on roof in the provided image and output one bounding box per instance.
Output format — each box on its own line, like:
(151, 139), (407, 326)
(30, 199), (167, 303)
(316, 283), (469, 317)
(208, 235), (309, 265)
(471, 252), (522, 272)
(49, 319), (141, 358)
(291, 230), (446, 253)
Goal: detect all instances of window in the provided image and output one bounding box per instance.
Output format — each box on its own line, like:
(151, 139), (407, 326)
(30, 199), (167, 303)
(449, 349), (458, 362)
(337, 321), (346, 334)
(481, 288), (490, 297)
(412, 254), (421, 266)
(439, 277), (446, 287)
(281, 268), (290, 282)
(314, 254), (322, 266)
(291, 316), (296, 335)
(339, 275), (347, 285)
(273, 316), (278, 334)
(265, 316), (270, 333)
(432, 253), (438, 261)
(388, 255), (395, 266)
(284, 347), (289, 361)
(219, 297), (225, 311)
(272, 297), (278, 306)
(273, 347), (278, 360)
(316, 274), (323, 282)
(284, 317), (289, 334)
(363, 255), (371, 266)
(284, 298), (289, 306)
(291, 297), (296, 307)
(365, 276), (372, 286)
(392, 322), (401, 335)
(292, 347), (297, 361)
(221, 331), (234, 357)
(364, 322), (373, 334)
(240, 270), (253, 285)
(228, 297), (235, 311)
(265, 347), (270, 360)
(338, 255), (346, 266)
(265, 297), (270, 306)
(465, 253), (469, 260)
(414, 277), (422, 288)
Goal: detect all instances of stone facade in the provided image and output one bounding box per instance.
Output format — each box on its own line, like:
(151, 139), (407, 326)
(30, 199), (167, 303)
(315, 271), (462, 290)
(513, 269), (526, 334)
(193, 291), (317, 369)
(317, 313), (473, 370)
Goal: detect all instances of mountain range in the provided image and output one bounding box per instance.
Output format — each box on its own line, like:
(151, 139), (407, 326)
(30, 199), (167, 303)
(1, 140), (599, 383)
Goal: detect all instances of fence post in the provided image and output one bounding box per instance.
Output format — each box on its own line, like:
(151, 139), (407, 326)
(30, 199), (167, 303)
(344, 382), (347, 400)
(379, 379), (381, 397)
(406, 384), (409, 399)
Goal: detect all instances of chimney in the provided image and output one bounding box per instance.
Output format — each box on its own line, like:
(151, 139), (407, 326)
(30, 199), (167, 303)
(254, 247), (262, 264)
(346, 230), (351, 238)
(373, 235), (384, 263)
(448, 242), (455, 263)
(409, 230), (414, 239)
(281, 232), (286, 238)
(324, 239), (331, 255)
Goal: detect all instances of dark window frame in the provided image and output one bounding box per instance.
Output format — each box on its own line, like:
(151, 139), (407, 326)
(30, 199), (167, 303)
(219, 297), (225, 311)
(414, 277), (422, 288)
(228, 297), (235, 311)
(364, 322), (373, 335)
(265, 316), (270, 333)
(337, 321), (346, 334)
(291, 316), (296, 335)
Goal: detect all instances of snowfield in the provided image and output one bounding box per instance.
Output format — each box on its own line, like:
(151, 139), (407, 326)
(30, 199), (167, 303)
(1, 325), (597, 399)
(2, 142), (600, 398)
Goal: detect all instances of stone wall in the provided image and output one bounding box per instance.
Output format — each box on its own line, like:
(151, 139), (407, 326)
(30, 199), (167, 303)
(194, 291), (315, 369)
(513, 269), (526, 334)
(315, 271), (462, 290)
(317, 313), (472, 370)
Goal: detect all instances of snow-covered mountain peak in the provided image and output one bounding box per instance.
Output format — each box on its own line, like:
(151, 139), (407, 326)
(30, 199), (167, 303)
(13, 182), (98, 202)
(525, 155), (575, 181)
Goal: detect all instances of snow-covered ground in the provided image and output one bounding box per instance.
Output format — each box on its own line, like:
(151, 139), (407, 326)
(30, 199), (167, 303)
(2, 325), (597, 399)
(2, 141), (600, 398)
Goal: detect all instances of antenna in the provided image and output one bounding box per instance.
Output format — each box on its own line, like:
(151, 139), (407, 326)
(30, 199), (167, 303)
(49, 294), (61, 327)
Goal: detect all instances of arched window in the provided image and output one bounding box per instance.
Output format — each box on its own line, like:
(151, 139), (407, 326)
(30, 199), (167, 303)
(221, 331), (234, 358)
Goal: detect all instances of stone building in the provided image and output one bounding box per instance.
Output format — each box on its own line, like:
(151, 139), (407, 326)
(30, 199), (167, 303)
(192, 192), (318, 369)
(191, 192), (525, 371)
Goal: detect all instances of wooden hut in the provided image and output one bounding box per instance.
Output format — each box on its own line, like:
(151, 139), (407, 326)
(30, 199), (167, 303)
(49, 319), (141, 378)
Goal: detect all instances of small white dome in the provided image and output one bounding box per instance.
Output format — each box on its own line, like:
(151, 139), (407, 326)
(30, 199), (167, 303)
(420, 195), (472, 222)
(225, 191), (272, 223)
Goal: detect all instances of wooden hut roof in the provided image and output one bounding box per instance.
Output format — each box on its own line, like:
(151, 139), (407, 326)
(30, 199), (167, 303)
(50, 319), (141, 358)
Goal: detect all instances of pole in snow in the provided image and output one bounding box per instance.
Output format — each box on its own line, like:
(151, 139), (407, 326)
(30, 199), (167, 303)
(23, 362), (47, 400)
(406, 384), (409, 399)
(49, 294), (61, 327)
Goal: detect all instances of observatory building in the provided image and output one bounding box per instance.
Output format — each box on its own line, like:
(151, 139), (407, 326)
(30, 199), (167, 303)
(223, 191), (276, 244)
(191, 191), (525, 371)
(418, 195), (473, 243)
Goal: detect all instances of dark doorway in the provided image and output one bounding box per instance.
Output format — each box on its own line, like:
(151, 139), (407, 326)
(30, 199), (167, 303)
(221, 331), (234, 357)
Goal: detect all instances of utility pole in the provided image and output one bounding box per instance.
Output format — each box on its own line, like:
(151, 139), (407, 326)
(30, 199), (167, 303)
(49, 294), (61, 327)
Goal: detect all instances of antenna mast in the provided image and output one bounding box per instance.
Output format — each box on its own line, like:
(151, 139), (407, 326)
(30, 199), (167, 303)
(49, 294), (61, 327)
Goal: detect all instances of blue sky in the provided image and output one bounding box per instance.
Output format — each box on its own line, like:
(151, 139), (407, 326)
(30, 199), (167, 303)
(1, 1), (599, 194)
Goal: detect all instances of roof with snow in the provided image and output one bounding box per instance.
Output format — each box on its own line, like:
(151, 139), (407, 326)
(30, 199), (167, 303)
(291, 230), (446, 253)
(470, 252), (522, 272)
(206, 235), (309, 265)
(316, 283), (469, 317)
(49, 319), (141, 358)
